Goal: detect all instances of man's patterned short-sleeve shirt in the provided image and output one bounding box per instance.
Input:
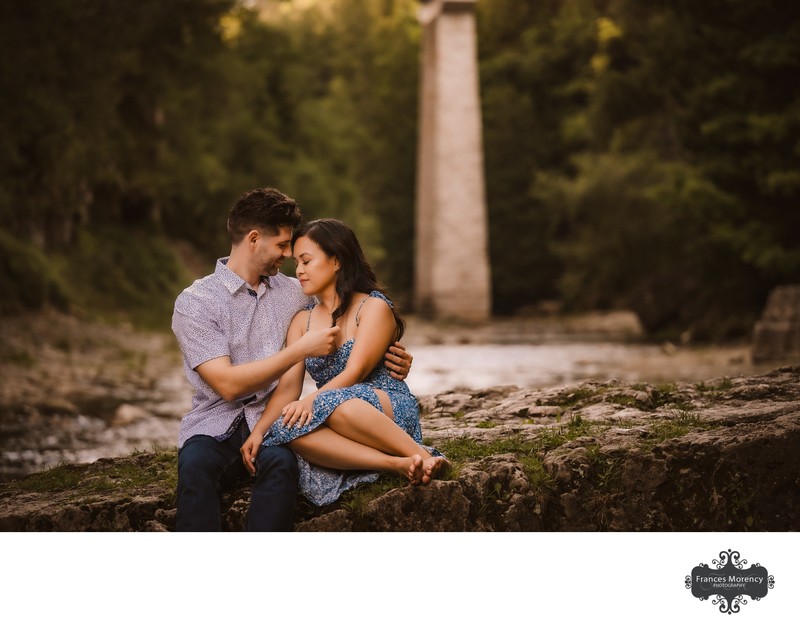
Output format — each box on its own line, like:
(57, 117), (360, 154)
(172, 257), (312, 448)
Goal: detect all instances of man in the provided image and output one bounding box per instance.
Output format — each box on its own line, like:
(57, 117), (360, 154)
(171, 188), (411, 531)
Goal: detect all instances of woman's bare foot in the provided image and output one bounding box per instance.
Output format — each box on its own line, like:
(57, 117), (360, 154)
(421, 456), (450, 485)
(404, 454), (425, 485)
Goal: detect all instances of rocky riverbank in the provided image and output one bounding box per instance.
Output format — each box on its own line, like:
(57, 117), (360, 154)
(0, 312), (189, 477)
(2, 309), (765, 480)
(2, 365), (798, 531)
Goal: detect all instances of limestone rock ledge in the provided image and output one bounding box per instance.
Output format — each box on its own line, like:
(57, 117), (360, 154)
(2, 366), (799, 532)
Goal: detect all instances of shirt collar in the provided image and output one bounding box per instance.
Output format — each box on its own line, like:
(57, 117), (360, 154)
(215, 257), (269, 295)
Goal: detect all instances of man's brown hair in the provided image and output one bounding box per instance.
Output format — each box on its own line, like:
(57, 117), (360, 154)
(227, 188), (303, 244)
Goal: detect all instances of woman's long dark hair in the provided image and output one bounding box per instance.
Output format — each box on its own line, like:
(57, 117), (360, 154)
(292, 219), (405, 340)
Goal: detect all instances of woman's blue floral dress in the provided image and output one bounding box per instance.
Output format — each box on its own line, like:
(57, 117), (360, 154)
(262, 291), (435, 506)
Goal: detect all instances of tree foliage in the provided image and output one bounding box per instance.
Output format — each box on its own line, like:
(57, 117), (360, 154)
(1, 0), (798, 338)
(479, 0), (800, 338)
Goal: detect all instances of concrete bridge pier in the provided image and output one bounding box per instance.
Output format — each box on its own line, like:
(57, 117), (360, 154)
(414, 0), (492, 322)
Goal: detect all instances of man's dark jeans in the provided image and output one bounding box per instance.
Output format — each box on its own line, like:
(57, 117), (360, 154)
(176, 421), (299, 532)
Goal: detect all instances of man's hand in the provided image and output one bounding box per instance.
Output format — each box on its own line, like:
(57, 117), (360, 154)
(297, 326), (340, 357)
(240, 430), (264, 475)
(384, 341), (413, 380)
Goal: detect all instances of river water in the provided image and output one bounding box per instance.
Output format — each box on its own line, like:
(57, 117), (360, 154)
(403, 340), (762, 395)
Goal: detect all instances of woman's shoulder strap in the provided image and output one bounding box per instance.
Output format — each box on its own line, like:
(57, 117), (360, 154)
(304, 301), (315, 331)
(355, 291), (392, 326)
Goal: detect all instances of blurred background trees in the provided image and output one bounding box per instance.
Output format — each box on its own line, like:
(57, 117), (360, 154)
(2, 0), (798, 340)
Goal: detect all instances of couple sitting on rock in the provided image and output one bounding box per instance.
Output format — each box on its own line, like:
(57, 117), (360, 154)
(171, 187), (448, 531)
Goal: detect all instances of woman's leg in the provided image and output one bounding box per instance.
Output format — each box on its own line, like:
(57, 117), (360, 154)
(323, 397), (450, 484)
(291, 426), (423, 481)
(324, 398), (429, 459)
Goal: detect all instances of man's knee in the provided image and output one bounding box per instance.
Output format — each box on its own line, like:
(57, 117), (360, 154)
(178, 435), (223, 483)
(256, 445), (298, 478)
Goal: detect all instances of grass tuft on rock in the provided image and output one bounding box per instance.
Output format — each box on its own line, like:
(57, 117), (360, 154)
(4, 447), (178, 497)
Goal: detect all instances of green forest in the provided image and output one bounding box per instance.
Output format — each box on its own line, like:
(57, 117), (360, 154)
(2, 0), (799, 340)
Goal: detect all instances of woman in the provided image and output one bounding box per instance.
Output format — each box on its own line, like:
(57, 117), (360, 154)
(240, 219), (448, 506)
